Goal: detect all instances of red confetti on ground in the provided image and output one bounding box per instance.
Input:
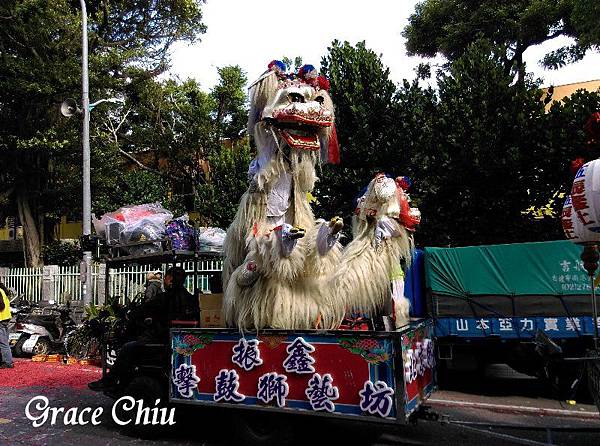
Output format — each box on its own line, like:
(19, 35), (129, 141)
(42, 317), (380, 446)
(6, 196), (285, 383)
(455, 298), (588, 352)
(0, 358), (101, 389)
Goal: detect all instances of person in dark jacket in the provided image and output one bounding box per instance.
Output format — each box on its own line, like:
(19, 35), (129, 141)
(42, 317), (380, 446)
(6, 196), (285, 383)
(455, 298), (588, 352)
(89, 267), (198, 391)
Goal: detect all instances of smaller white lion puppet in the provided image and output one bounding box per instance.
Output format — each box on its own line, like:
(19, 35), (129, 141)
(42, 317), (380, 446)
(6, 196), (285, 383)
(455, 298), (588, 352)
(333, 173), (421, 328)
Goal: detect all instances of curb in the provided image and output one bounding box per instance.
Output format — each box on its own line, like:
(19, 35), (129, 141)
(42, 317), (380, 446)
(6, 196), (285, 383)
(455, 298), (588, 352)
(428, 398), (600, 421)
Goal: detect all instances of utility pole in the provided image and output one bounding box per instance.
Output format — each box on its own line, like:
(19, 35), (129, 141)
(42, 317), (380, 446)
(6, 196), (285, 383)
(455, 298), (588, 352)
(80, 0), (93, 306)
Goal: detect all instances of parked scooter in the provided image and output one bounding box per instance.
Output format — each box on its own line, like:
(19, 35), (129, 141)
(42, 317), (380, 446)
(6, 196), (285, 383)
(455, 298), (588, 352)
(7, 292), (34, 347)
(11, 301), (77, 356)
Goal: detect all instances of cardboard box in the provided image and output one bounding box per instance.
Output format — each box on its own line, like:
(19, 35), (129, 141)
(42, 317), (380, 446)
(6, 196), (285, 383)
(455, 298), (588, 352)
(199, 293), (224, 328)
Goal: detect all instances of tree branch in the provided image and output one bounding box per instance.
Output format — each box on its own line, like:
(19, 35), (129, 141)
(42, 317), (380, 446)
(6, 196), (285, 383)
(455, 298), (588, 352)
(114, 142), (190, 185)
(116, 147), (162, 174)
(0, 187), (15, 202)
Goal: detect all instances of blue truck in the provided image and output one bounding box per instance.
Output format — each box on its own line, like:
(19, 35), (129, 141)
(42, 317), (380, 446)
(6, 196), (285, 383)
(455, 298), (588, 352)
(404, 240), (597, 394)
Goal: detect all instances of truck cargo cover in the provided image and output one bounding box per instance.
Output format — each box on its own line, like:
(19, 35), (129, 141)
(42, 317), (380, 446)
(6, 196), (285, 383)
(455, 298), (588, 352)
(425, 240), (594, 317)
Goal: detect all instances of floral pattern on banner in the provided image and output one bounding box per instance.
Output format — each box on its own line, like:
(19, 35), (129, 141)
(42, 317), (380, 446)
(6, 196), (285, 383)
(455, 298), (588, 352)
(401, 331), (415, 348)
(338, 338), (390, 364)
(174, 334), (214, 356)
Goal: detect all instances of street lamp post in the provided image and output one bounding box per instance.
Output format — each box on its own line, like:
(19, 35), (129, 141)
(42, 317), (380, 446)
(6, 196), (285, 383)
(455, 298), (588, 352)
(79, 0), (93, 306)
(60, 2), (123, 305)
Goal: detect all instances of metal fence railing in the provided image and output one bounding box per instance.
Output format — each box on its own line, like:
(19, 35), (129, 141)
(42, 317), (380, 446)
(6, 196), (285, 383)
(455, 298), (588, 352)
(106, 259), (224, 303)
(52, 264), (103, 304)
(2, 266), (43, 302)
(2, 259), (224, 305)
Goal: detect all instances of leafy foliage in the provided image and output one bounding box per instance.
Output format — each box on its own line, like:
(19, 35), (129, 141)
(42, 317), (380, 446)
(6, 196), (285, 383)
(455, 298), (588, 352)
(0, 0), (207, 265)
(195, 142), (253, 228)
(416, 41), (550, 245)
(403, 0), (600, 78)
(318, 40), (600, 247)
(316, 40), (401, 224)
(42, 240), (81, 266)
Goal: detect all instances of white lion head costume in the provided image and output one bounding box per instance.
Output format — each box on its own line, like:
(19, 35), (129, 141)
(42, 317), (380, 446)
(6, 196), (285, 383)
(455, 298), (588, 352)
(335, 174), (420, 326)
(222, 61), (418, 330)
(222, 61), (342, 330)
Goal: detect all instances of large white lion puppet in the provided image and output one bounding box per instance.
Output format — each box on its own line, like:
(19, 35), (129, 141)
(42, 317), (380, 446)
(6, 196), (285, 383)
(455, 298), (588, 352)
(222, 61), (343, 330)
(222, 61), (420, 331)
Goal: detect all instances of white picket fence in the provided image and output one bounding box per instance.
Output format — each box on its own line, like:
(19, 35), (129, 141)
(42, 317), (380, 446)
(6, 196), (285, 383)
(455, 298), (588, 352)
(3, 267), (44, 302)
(52, 264), (103, 303)
(1, 259), (223, 305)
(106, 259), (223, 303)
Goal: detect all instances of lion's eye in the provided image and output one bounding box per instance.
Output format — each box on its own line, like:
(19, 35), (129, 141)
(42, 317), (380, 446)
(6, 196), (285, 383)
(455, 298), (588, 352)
(315, 96), (325, 104)
(289, 93), (304, 103)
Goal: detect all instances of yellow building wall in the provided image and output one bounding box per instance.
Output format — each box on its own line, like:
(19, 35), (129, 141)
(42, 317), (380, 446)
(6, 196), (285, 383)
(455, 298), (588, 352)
(542, 79), (600, 111)
(0, 217), (80, 241)
(55, 216), (82, 240)
(0, 225), (23, 241)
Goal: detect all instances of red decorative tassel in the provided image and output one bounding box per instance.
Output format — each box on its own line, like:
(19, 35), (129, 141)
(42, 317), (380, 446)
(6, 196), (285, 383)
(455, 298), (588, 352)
(584, 112), (600, 140)
(570, 157), (585, 176)
(317, 76), (330, 91)
(328, 125), (340, 164)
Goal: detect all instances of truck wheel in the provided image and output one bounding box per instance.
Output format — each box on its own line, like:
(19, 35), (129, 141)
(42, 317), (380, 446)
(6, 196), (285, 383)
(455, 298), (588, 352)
(118, 376), (171, 438)
(550, 364), (588, 401)
(32, 338), (51, 355)
(13, 335), (27, 357)
(230, 412), (294, 446)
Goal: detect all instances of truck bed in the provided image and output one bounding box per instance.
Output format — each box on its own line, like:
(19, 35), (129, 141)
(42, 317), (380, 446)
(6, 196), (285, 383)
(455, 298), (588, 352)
(169, 321), (435, 424)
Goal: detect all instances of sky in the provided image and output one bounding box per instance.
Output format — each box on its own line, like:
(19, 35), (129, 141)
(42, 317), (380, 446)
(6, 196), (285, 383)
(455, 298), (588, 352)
(168, 0), (600, 90)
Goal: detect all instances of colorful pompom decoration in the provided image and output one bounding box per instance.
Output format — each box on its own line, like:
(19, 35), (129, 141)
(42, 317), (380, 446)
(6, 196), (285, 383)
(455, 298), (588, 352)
(268, 59), (287, 74)
(317, 76), (330, 91)
(395, 176), (412, 191)
(570, 157), (585, 176)
(298, 64), (317, 80)
(584, 112), (600, 140)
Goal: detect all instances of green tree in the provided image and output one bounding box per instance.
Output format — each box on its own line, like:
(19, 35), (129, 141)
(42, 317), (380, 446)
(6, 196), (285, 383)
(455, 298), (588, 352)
(0, 0), (206, 265)
(42, 240), (81, 267)
(318, 39), (599, 247)
(415, 41), (567, 246)
(316, 41), (403, 223)
(195, 142), (253, 228)
(96, 66), (248, 215)
(211, 65), (248, 140)
(403, 0), (600, 81)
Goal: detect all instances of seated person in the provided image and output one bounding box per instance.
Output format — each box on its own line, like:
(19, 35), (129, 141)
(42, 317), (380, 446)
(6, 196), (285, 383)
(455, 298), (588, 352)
(88, 266), (198, 391)
(143, 270), (163, 302)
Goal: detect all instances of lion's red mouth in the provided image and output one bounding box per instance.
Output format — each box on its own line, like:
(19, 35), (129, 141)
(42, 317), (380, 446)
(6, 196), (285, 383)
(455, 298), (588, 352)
(272, 104), (332, 128)
(266, 103), (332, 151)
(279, 130), (321, 151)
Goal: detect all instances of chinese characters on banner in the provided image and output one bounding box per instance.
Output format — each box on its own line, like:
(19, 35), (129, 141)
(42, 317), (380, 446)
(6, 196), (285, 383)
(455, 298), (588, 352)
(441, 316), (600, 338)
(401, 325), (437, 417)
(553, 258), (596, 292)
(562, 160), (600, 242)
(170, 334), (422, 419)
(172, 363), (201, 398)
(403, 339), (435, 385)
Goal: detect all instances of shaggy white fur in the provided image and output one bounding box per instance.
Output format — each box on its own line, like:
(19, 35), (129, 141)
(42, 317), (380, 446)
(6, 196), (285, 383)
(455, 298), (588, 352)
(334, 218), (413, 318)
(223, 219), (344, 330)
(394, 296), (411, 328)
(222, 66), (417, 331)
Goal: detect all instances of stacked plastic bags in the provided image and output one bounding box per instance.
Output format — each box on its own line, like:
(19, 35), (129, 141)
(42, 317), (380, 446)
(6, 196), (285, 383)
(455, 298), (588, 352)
(197, 227), (226, 253)
(93, 203), (225, 255)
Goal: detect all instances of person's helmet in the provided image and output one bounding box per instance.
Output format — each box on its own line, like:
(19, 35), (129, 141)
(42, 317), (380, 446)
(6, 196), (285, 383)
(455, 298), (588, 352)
(146, 270), (163, 281)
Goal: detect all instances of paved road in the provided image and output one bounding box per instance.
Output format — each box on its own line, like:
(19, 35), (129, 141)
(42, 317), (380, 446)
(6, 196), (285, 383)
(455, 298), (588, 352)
(1, 361), (599, 445)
